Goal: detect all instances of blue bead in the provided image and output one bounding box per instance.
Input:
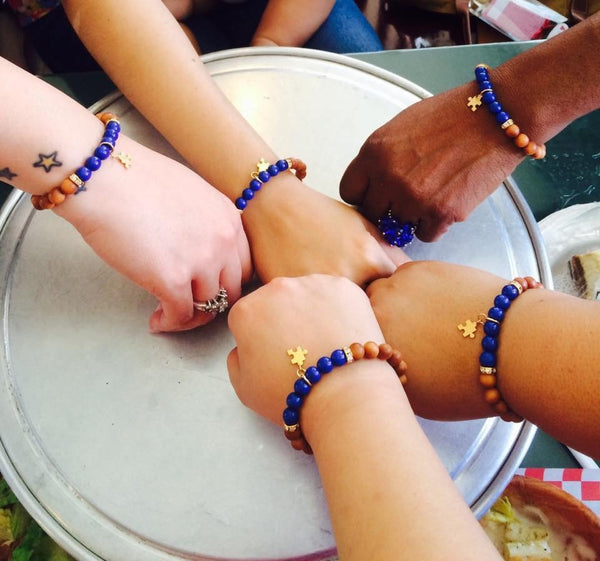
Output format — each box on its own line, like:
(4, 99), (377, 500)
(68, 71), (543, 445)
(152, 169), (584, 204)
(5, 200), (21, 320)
(102, 132), (117, 142)
(276, 159), (289, 171)
(331, 349), (347, 367)
(494, 294), (511, 310)
(484, 321), (501, 337)
(85, 156), (102, 171)
(478, 79), (492, 91)
(482, 336), (498, 352)
(316, 356), (333, 374)
(258, 170), (270, 183)
(249, 179), (262, 191)
(267, 164), (279, 177)
(496, 111), (510, 124)
(502, 284), (519, 300)
(294, 378), (311, 396)
(105, 121), (121, 133)
(235, 197), (247, 210)
(94, 145), (112, 160)
(286, 392), (303, 409)
(488, 307), (504, 322)
(305, 366), (321, 385)
(76, 166), (92, 181)
(242, 188), (255, 201)
(480, 351), (497, 367)
(283, 407), (299, 425)
(488, 101), (502, 114)
(481, 91), (496, 104)
(475, 66), (488, 79)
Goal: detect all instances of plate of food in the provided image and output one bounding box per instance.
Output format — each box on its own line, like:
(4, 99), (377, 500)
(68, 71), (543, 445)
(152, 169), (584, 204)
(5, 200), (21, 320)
(539, 202), (600, 301)
(481, 474), (600, 560)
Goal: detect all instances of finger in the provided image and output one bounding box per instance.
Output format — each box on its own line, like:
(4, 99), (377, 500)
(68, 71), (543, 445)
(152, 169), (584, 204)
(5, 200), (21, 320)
(339, 154), (370, 206)
(148, 282), (195, 333)
(236, 228), (254, 285)
(226, 347), (241, 395)
(413, 216), (451, 243)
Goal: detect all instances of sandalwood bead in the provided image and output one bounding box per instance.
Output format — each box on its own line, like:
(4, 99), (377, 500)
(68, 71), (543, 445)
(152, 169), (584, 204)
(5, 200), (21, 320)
(484, 388), (501, 404)
(291, 439), (305, 451)
(524, 141), (538, 156)
(363, 341), (380, 359)
(479, 374), (497, 388)
(60, 177), (78, 195)
(39, 196), (55, 210)
(398, 374), (408, 386)
(48, 187), (66, 205)
(349, 343), (364, 361)
(378, 343), (393, 361)
(30, 195), (43, 210)
(514, 134), (529, 148)
(98, 112), (117, 124)
(534, 144), (546, 159)
(289, 157), (307, 181)
(493, 401), (509, 414)
(504, 123), (520, 138)
(387, 349), (404, 369)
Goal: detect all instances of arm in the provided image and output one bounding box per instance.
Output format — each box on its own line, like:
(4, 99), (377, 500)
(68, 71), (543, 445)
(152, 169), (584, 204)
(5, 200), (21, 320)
(340, 13), (600, 241)
(0, 56), (251, 332)
(367, 261), (600, 458)
(251, 0), (336, 47)
(227, 275), (502, 561)
(62, 0), (408, 286)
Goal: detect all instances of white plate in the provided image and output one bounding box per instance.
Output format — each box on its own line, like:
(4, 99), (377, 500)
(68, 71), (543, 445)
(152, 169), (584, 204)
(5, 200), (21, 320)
(538, 202), (600, 298)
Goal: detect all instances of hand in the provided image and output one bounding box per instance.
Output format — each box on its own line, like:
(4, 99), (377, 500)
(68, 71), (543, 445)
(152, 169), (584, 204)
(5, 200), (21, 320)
(242, 175), (410, 287)
(227, 274), (385, 425)
(366, 261), (508, 419)
(56, 136), (252, 332)
(339, 84), (524, 242)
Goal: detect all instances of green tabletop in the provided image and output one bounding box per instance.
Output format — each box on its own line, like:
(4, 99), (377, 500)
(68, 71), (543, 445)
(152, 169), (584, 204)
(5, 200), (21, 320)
(2, 42), (598, 469)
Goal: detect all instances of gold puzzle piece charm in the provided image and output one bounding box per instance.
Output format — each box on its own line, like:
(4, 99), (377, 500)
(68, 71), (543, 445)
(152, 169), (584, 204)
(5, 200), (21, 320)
(256, 158), (270, 172)
(114, 152), (133, 169)
(287, 346), (308, 368)
(467, 94), (483, 112)
(458, 319), (478, 338)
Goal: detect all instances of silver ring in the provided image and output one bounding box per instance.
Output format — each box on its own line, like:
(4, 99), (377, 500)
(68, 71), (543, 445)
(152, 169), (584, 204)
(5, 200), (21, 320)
(193, 287), (229, 314)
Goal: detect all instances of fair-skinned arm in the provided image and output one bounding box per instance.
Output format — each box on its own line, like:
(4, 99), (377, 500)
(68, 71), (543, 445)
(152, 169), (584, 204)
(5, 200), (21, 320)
(227, 275), (502, 561)
(367, 261), (600, 458)
(340, 13), (600, 242)
(251, 0), (336, 47)
(62, 0), (409, 286)
(0, 56), (251, 332)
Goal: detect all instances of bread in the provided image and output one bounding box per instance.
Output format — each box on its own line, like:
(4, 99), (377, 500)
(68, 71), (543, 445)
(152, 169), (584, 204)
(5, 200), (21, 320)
(569, 249), (600, 300)
(481, 475), (600, 560)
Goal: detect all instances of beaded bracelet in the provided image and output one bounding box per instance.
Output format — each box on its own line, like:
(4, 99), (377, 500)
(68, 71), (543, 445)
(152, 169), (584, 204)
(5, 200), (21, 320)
(31, 112), (129, 210)
(283, 342), (408, 454)
(235, 157), (307, 211)
(467, 64), (546, 160)
(457, 276), (542, 423)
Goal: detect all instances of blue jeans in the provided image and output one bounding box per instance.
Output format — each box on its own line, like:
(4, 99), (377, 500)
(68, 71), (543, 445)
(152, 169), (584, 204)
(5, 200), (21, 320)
(186, 0), (383, 54)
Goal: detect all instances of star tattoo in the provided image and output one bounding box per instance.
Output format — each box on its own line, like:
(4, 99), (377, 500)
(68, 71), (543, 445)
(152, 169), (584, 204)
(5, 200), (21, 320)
(0, 167), (17, 181)
(33, 151), (63, 173)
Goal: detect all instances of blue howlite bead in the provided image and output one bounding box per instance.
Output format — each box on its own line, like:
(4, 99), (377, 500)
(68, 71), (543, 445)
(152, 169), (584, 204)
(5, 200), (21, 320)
(484, 321), (501, 337)
(76, 166), (92, 181)
(331, 349), (347, 367)
(502, 284), (519, 300)
(267, 164), (279, 177)
(488, 101), (502, 114)
(294, 378), (311, 396)
(305, 366), (321, 385)
(105, 121), (121, 133)
(480, 351), (497, 367)
(496, 111), (510, 124)
(102, 131), (117, 142)
(283, 407), (299, 425)
(242, 188), (255, 201)
(286, 392), (303, 409)
(479, 79), (492, 91)
(494, 294), (511, 310)
(94, 145), (112, 160)
(316, 356), (333, 374)
(482, 336), (498, 352)
(475, 66), (488, 79)
(276, 159), (289, 171)
(481, 91), (496, 104)
(488, 307), (505, 322)
(249, 179), (262, 191)
(258, 170), (270, 183)
(235, 197), (247, 210)
(85, 156), (102, 171)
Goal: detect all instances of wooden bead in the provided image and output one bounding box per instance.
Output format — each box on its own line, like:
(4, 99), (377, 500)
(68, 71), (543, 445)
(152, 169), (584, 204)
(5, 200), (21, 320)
(30, 195), (43, 210)
(289, 157), (307, 181)
(398, 374), (408, 386)
(39, 196), (55, 210)
(363, 341), (380, 359)
(534, 144), (546, 159)
(291, 438), (305, 451)
(48, 187), (66, 205)
(378, 343), (393, 361)
(504, 123), (520, 138)
(493, 400), (509, 414)
(97, 112), (116, 124)
(349, 343), (364, 361)
(479, 374), (497, 388)
(60, 177), (78, 195)
(484, 388), (501, 404)
(387, 349), (403, 369)
(514, 133), (529, 148)
(524, 141), (538, 156)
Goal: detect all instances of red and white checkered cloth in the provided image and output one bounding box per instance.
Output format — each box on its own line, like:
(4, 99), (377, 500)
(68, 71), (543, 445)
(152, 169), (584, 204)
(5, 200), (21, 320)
(515, 468), (600, 518)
